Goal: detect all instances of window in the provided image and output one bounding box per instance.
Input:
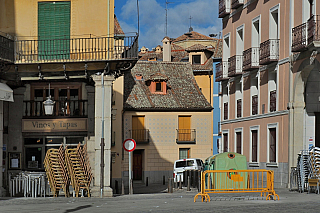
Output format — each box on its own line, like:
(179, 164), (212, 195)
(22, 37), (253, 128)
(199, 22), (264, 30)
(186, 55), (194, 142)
(269, 69), (277, 112)
(224, 102), (228, 120)
(192, 55), (201, 64)
(179, 148), (190, 159)
(269, 128), (277, 163)
(132, 116), (145, 142)
(156, 82), (162, 92)
(223, 133), (228, 152)
(236, 131), (242, 154)
(251, 130), (258, 162)
(252, 95), (258, 115)
(251, 72), (259, 115)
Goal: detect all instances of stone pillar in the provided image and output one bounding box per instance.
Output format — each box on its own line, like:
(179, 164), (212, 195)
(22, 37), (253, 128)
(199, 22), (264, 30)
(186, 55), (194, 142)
(91, 74), (114, 197)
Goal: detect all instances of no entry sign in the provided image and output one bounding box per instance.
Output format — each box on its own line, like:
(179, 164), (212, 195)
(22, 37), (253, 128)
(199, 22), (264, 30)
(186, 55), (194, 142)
(123, 139), (136, 152)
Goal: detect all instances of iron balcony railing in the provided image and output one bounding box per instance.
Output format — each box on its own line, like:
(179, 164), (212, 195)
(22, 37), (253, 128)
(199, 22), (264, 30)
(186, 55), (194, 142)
(231, 0), (244, 9)
(0, 32), (14, 63)
(308, 15), (320, 45)
(243, 47), (259, 71)
(259, 39), (279, 65)
(14, 35), (138, 63)
(215, 61), (229, 82)
(23, 100), (88, 117)
(176, 129), (196, 144)
(292, 22), (307, 52)
(219, 0), (231, 18)
(129, 129), (150, 144)
(228, 55), (243, 77)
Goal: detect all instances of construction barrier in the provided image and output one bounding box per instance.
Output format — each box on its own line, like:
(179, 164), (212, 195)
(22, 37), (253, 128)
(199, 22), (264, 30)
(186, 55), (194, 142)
(194, 169), (279, 202)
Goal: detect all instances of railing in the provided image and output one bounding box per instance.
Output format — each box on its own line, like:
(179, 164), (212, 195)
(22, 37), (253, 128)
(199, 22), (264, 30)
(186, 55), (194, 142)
(194, 170), (279, 202)
(14, 35), (138, 63)
(243, 47), (259, 71)
(176, 129), (196, 144)
(219, 0), (230, 18)
(292, 22), (307, 52)
(0, 32), (14, 62)
(308, 15), (320, 45)
(231, 0), (244, 9)
(270, 90), (276, 112)
(215, 61), (229, 82)
(259, 39), (279, 65)
(129, 129), (150, 144)
(252, 95), (258, 115)
(228, 55), (242, 76)
(23, 100), (88, 117)
(237, 99), (242, 118)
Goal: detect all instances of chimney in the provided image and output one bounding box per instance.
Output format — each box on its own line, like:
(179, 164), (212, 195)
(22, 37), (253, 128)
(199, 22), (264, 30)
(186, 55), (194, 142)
(162, 37), (171, 62)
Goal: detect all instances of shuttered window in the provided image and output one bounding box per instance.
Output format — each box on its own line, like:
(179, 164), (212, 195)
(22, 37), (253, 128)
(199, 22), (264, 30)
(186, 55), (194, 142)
(38, 1), (71, 59)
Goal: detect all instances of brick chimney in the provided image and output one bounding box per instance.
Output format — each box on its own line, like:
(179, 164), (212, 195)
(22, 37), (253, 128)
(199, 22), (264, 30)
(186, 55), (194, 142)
(162, 37), (171, 62)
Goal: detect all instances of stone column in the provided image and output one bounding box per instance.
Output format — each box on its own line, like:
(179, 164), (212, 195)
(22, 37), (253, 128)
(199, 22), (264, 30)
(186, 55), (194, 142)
(91, 74), (114, 197)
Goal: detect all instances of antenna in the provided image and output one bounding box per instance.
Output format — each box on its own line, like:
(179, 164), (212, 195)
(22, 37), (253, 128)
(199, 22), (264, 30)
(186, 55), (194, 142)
(189, 15), (193, 32)
(165, 0), (174, 36)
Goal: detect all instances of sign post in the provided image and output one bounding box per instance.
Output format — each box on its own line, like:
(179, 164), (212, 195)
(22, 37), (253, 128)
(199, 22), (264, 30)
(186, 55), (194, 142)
(123, 139), (136, 195)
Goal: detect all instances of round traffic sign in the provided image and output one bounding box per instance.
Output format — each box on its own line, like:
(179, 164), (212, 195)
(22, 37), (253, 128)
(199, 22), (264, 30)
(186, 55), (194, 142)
(123, 139), (136, 152)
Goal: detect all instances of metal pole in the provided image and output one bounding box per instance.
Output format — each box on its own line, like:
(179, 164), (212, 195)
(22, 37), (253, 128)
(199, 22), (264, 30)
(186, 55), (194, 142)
(100, 70), (106, 198)
(129, 151), (132, 194)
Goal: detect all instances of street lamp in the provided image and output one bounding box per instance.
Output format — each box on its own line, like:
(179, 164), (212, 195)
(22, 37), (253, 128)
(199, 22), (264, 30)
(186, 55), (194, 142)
(43, 83), (55, 115)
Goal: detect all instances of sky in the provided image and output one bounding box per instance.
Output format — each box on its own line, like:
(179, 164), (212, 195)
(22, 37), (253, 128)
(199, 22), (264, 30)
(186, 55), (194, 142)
(114, 0), (221, 50)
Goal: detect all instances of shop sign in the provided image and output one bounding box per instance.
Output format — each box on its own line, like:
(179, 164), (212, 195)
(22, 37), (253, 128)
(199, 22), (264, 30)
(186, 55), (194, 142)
(22, 118), (87, 132)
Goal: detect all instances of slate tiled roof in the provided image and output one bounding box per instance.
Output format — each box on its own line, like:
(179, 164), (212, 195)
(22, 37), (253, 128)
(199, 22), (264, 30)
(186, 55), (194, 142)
(124, 61), (212, 111)
(213, 39), (222, 58)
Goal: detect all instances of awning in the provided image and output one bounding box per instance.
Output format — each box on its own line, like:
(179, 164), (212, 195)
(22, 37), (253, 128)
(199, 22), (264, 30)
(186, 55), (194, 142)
(0, 83), (14, 102)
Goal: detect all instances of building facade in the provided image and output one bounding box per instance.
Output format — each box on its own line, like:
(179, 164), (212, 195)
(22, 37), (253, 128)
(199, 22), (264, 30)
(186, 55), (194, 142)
(0, 0), (138, 196)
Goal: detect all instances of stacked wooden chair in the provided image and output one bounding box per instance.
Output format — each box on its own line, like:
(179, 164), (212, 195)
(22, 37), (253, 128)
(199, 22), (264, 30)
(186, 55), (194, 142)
(80, 143), (93, 187)
(307, 147), (320, 194)
(65, 143), (91, 197)
(297, 150), (309, 192)
(43, 145), (69, 197)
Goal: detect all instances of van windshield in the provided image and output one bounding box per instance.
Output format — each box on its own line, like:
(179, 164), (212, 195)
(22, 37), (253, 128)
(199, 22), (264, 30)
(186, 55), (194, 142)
(176, 160), (194, 168)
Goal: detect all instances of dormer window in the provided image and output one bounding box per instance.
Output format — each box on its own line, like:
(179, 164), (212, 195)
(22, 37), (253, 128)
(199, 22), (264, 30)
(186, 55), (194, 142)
(192, 55), (201, 64)
(147, 81), (167, 94)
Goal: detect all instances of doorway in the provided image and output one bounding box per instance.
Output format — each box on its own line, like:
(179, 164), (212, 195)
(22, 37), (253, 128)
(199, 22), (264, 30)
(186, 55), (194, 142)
(133, 150), (143, 180)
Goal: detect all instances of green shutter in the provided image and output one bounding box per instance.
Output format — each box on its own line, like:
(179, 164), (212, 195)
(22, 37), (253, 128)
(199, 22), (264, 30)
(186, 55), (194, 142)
(38, 2), (71, 60)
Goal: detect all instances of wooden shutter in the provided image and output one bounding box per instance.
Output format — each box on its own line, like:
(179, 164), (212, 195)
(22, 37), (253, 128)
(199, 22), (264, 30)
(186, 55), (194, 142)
(38, 1), (71, 59)
(132, 116), (144, 142)
(178, 116), (191, 141)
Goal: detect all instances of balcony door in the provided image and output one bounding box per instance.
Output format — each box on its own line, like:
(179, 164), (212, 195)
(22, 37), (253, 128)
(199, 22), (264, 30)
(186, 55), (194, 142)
(38, 1), (71, 60)
(132, 116), (145, 142)
(178, 116), (191, 141)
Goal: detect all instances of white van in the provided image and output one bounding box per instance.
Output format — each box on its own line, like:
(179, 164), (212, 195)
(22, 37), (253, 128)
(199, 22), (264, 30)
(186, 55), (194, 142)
(173, 158), (203, 182)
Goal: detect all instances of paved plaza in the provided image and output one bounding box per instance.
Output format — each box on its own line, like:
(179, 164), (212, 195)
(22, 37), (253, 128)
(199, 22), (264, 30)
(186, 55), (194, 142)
(0, 184), (320, 213)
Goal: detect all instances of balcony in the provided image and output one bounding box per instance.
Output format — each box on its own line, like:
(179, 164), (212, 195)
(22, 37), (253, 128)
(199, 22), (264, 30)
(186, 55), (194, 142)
(259, 39), (279, 65)
(129, 129), (150, 144)
(215, 61), (229, 82)
(0, 32), (14, 63)
(176, 129), (196, 144)
(231, 0), (244, 9)
(228, 55), (243, 77)
(243, 47), (259, 71)
(219, 0), (231, 18)
(292, 22), (307, 52)
(23, 100), (88, 118)
(14, 35), (138, 64)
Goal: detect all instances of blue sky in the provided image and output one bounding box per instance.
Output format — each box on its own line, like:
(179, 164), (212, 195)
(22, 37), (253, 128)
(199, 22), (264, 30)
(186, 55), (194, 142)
(114, 0), (221, 49)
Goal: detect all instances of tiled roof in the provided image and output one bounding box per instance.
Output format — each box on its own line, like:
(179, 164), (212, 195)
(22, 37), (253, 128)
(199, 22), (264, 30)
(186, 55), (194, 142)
(173, 31), (215, 42)
(192, 57), (213, 71)
(114, 15), (124, 35)
(124, 61), (212, 111)
(213, 39), (223, 58)
(185, 44), (215, 52)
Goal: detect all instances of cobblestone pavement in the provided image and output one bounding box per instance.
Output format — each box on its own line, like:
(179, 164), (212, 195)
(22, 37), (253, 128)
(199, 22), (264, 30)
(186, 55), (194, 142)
(0, 187), (320, 213)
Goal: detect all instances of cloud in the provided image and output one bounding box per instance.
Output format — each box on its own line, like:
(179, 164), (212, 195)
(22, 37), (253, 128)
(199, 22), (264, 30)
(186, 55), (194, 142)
(118, 0), (221, 49)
